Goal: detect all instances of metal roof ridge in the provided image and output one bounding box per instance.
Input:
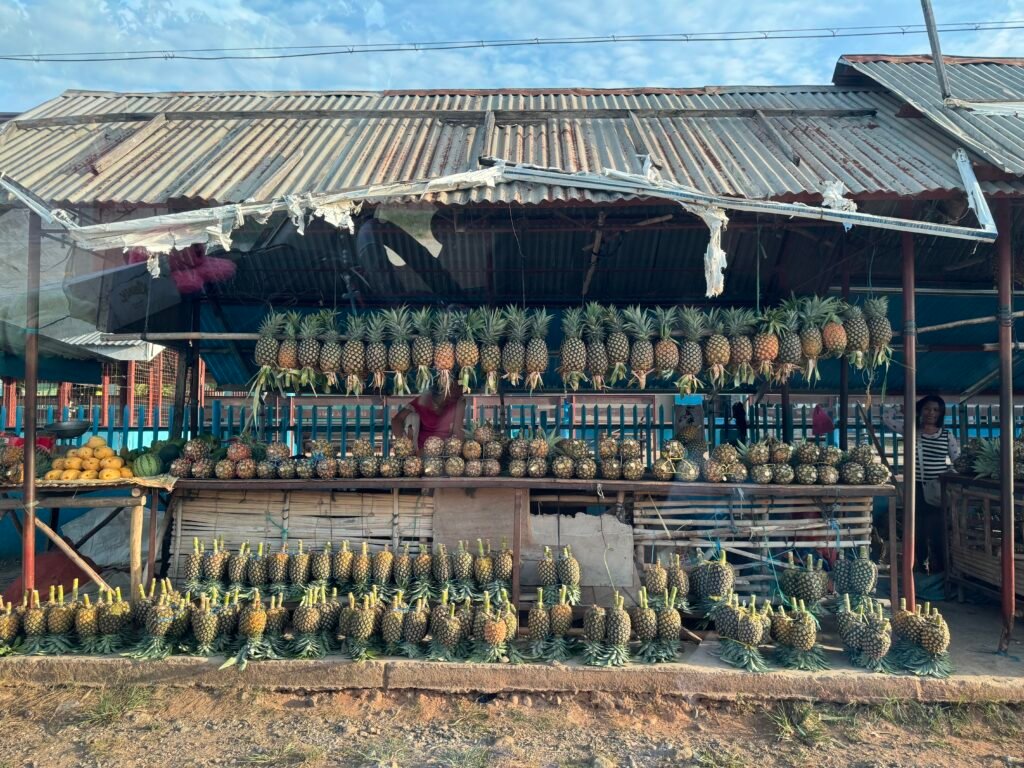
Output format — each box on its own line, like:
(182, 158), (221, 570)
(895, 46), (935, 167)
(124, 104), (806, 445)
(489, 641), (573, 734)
(840, 53), (1024, 67)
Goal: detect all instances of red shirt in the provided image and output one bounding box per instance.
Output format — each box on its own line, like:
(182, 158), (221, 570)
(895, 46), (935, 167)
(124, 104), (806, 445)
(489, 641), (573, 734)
(408, 393), (461, 450)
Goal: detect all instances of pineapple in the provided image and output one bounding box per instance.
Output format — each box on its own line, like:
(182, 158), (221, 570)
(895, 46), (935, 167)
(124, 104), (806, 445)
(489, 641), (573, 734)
(444, 456), (465, 477)
(341, 314), (367, 397)
(711, 443), (738, 465)
(652, 306), (680, 380)
(236, 457), (257, 480)
(402, 456), (423, 477)
(169, 457), (192, 477)
(645, 559), (668, 596)
(865, 463), (891, 485)
(373, 544), (394, 586)
(432, 310), (456, 398)
(675, 457), (700, 481)
(843, 303), (870, 370)
(318, 310), (342, 388)
(652, 457), (675, 481)
(358, 456), (381, 478)
(191, 457), (214, 479)
(508, 458), (528, 478)
(817, 465), (840, 485)
(605, 593), (632, 666)
(552, 455), (574, 479)
(254, 312), (282, 368)
(410, 307), (435, 393)
(771, 463), (795, 484)
(392, 435), (415, 458)
(423, 457), (444, 477)
(863, 297), (893, 369)
(336, 458), (358, 478)
(750, 464), (773, 484)
(379, 455), (402, 478)
(525, 309), (552, 392)
(752, 308), (783, 378)
(583, 302), (609, 390)
(501, 305), (528, 387)
(701, 308), (731, 389)
(604, 305), (631, 386)
(796, 296), (828, 384)
(289, 540), (311, 588)
(821, 297), (847, 358)
(622, 457), (645, 481)
(277, 311), (301, 371)
(623, 305), (654, 389)
(351, 542), (372, 586)
(558, 307), (587, 391)
(701, 458), (726, 482)
(297, 313), (323, 373)
(364, 312), (389, 392)
(527, 457), (549, 478)
(385, 306), (413, 396)
(575, 456), (598, 479)
(444, 436), (463, 458)
(478, 307), (506, 395)
(774, 304), (802, 383)
(722, 307), (756, 387)
(840, 461), (866, 485)
(481, 458), (501, 477)
(675, 306), (705, 394)
(214, 459), (236, 480)
(456, 309), (484, 392)
(350, 437), (374, 459)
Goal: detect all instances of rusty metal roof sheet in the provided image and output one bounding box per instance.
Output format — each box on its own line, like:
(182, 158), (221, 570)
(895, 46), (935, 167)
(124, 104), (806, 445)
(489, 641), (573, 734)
(1, 83), (1020, 208)
(836, 54), (1024, 175)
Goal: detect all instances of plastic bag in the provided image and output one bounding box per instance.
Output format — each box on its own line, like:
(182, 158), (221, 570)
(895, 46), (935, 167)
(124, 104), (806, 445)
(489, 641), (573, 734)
(812, 405), (834, 437)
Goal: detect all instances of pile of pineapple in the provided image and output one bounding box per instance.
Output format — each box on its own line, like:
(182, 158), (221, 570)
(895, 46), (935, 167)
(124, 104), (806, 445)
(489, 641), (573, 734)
(955, 436), (1024, 481)
(251, 295), (894, 397)
(0, 439), (53, 484)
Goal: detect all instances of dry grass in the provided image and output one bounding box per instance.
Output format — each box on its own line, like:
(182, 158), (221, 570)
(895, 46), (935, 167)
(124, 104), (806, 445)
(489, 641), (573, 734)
(79, 685), (152, 727)
(238, 743), (327, 766)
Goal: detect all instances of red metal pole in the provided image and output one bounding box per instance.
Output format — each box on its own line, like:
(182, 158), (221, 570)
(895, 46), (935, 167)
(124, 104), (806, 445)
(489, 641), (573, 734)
(901, 229), (917, 610)
(147, 362), (156, 427)
(996, 199), (1016, 652)
(126, 361), (137, 427)
(22, 212), (41, 593)
(3, 379), (16, 429)
(101, 368), (110, 427)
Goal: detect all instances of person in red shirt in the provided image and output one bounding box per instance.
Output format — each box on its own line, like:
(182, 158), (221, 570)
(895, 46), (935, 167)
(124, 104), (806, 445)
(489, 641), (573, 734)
(390, 382), (466, 454)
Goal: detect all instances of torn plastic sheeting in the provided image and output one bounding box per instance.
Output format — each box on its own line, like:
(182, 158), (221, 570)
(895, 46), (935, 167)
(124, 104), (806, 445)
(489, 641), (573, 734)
(312, 200), (361, 233)
(821, 179), (857, 232)
(680, 202), (729, 298)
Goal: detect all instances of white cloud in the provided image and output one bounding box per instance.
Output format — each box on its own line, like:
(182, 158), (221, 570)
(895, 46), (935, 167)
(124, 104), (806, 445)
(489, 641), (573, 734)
(0, 0), (1020, 111)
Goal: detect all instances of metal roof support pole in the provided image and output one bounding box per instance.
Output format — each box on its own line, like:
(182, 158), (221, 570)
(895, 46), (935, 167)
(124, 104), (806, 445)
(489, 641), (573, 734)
(21, 212), (41, 594)
(188, 302), (201, 439)
(920, 0), (953, 100)
(995, 198), (1016, 653)
(901, 227), (917, 610)
(839, 249), (851, 451)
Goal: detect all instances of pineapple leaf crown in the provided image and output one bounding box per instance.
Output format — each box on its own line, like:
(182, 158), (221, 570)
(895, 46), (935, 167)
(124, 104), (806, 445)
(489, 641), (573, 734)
(722, 307), (756, 337)
(796, 295), (830, 330)
(604, 305), (626, 335)
(258, 311), (283, 337)
(704, 307), (725, 336)
(678, 306), (707, 341)
(385, 306), (413, 342)
(318, 310), (340, 341)
(460, 308), (485, 341)
(843, 302), (864, 320)
(502, 305), (529, 341)
(364, 312), (388, 344)
(529, 308), (552, 339)
(582, 302), (607, 341)
(344, 313), (366, 341)
(479, 307), (506, 345)
(819, 296), (845, 325)
(622, 305), (653, 339)
(652, 305), (678, 340)
(298, 312), (322, 339)
(863, 296), (889, 319)
(757, 307), (786, 336)
(411, 307), (433, 336)
(432, 310), (454, 342)
(561, 306), (584, 338)
(281, 310), (303, 337)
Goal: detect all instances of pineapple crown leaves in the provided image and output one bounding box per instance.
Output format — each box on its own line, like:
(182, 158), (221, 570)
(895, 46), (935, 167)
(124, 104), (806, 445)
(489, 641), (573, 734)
(410, 307), (434, 337)
(703, 307), (726, 336)
(677, 306), (707, 341)
(432, 309), (455, 342)
(384, 306), (413, 343)
(344, 314), (367, 341)
(758, 306), (790, 336)
(502, 305), (529, 341)
(652, 305), (678, 340)
(458, 308), (485, 341)
(561, 306), (585, 339)
(478, 307), (506, 346)
(622, 305), (653, 339)
(364, 312), (388, 345)
(281, 310), (303, 338)
(257, 311), (284, 337)
(529, 308), (552, 340)
(794, 294), (830, 330)
(298, 312), (322, 340)
(863, 295), (890, 319)
(317, 310), (340, 341)
(582, 302), (607, 341)
(721, 307), (755, 337)
(604, 304), (626, 334)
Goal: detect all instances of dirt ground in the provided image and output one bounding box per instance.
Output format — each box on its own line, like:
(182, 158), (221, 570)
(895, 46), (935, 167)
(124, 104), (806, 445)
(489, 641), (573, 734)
(0, 685), (1021, 768)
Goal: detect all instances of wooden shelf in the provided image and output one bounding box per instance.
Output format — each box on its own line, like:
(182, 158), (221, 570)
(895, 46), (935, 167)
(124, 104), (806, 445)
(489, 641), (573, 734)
(170, 477), (896, 498)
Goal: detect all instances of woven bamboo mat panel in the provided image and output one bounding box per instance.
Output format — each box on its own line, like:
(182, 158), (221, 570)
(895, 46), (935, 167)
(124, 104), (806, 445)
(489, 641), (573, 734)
(170, 489), (433, 579)
(632, 492), (874, 597)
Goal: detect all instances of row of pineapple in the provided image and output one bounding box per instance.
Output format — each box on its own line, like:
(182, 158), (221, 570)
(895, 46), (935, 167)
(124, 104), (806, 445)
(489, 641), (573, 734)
(953, 436), (1024, 481)
(252, 296), (894, 396)
(182, 536), (516, 604)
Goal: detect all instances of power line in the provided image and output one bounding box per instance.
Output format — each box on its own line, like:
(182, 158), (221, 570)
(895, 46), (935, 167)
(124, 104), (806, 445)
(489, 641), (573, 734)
(1, 19), (1021, 63)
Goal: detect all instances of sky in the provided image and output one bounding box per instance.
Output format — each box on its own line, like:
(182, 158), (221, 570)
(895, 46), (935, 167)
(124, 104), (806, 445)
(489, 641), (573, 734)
(0, 0), (1022, 111)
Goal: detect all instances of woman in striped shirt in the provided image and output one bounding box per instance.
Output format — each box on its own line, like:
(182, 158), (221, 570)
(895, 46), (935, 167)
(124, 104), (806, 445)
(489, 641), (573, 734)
(882, 395), (960, 573)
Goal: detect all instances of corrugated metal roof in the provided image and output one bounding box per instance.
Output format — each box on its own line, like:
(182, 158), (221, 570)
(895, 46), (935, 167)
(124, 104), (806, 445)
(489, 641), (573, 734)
(837, 55), (1024, 175)
(1, 84), (1018, 208)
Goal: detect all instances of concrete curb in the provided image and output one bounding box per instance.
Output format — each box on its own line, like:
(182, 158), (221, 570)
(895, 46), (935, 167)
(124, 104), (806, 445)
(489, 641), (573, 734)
(1, 647), (1020, 704)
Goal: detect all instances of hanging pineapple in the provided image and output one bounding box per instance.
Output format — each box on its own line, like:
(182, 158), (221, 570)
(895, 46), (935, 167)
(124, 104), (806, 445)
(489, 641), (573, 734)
(773, 304), (803, 383)
(752, 308), (783, 379)
(582, 302), (609, 390)
(820, 297), (848, 359)
(525, 309), (552, 392)
(385, 306), (413, 396)
(410, 307), (435, 392)
(341, 314), (367, 397)
(559, 307), (587, 391)
(796, 296), (826, 385)
(254, 312), (282, 369)
(675, 306), (705, 394)
(723, 308), (756, 387)
(454, 309), (482, 393)
(478, 307), (506, 395)
(864, 296), (894, 370)
(318, 310), (343, 390)
(652, 306), (680, 381)
(501, 305), (528, 387)
(432, 310), (456, 397)
(701, 308), (730, 390)
(297, 313), (323, 377)
(843, 302), (870, 370)
(623, 305), (654, 389)
(604, 305), (631, 386)
(364, 312), (389, 393)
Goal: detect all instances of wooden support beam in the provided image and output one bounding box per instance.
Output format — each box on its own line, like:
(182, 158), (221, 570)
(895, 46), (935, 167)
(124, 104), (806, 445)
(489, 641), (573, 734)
(91, 113), (167, 174)
(129, 499), (145, 602)
(22, 212), (40, 593)
(995, 198), (1016, 653)
(33, 516), (112, 593)
(755, 109), (799, 165)
(901, 227), (917, 610)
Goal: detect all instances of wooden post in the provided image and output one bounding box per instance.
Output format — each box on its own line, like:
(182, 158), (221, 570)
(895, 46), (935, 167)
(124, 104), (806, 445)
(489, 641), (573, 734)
(839, 256), (850, 450)
(129, 490), (145, 600)
(781, 384), (793, 443)
(996, 198), (1016, 652)
(32, 516), (112, 593)
(147, 490), (159, 582)
(511, 487), (524, 610)
(170, 351), (188, 441)
(22, 212), (41, 592)
(888, 495), (899, 608)
(3, 379), (17, 429)
(901, 229), (917, 610)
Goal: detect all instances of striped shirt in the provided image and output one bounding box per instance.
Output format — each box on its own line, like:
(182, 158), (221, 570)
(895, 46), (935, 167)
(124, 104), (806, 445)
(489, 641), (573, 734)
(881, 407), (960, 482)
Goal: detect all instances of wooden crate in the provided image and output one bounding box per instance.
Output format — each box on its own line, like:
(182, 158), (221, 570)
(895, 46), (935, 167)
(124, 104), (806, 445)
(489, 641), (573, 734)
(170, 488), (434, 579)
(945, 477), (1024, 601)
(631, 491), (875, 597)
